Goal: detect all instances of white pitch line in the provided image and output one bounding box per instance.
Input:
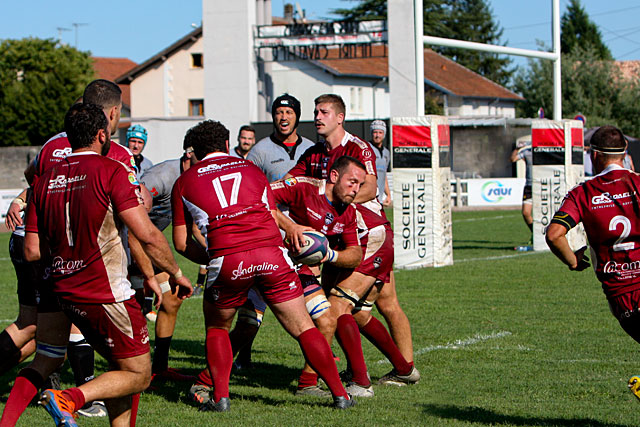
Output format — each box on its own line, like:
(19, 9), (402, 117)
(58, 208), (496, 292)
(375, 331), (513, 365)
(0, 319), (15, 323)
(456, 251), (539, 263)
(453, 214), (519, 223)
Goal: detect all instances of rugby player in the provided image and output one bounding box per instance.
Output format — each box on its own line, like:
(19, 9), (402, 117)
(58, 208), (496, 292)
(229, 125), (256, 159)
(545, 126), (640, 398)
(510, 135), (533, 250)
(20, 103), (191, 427)
(172, 120), (354, 411)
(369, 120), (392, 207)
(127, 124), (153, 176)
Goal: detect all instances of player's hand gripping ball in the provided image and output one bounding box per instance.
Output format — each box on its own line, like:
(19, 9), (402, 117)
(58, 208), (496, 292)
(290, 231), (329, 265)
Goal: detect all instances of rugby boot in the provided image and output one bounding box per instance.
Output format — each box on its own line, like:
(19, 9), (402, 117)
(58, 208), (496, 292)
(333, 394), (356, 409)
(199, 397), (230, 412)
(378, 366), (421, 386)
(345, 381), (374, 397)
(188, 384), (211, 405)
(295, 385), (331, 398)
(628, 376), (640, 401)
(39, 389), (78, 426)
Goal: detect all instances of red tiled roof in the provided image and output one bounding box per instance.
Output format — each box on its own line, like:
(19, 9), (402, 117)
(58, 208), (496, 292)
(615, 60), (640, 81)
(92, 57), (137, 107)
(315, 44), (523, 101)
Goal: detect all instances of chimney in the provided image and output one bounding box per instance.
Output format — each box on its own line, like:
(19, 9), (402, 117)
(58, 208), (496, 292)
(284, 3), (294, 20)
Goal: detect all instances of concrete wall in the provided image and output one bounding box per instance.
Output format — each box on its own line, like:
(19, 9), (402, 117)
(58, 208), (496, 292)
(0, 146), (40, 189)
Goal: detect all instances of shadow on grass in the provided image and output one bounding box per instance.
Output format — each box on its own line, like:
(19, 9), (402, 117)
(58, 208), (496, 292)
(422, 403), (631, 427)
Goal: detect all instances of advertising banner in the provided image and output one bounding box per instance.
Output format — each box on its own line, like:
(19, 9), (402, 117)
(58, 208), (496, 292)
(531, 119), (586, 251)
(391, 116), (452, 269)
(466, 178), (525, 207)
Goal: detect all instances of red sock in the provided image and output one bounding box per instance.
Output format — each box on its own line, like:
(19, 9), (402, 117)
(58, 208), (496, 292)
(298, 328), (347, 398)
(130, 393), (140, 427)
(62, 387), (85, 412)
(360, 317), (412, 375)
(196, 368), (213, 387)
(0, 369), (42, 426)
(297, 370), (318, 389)
(336, 314), (370, 386)
(206, 328), (232, 403)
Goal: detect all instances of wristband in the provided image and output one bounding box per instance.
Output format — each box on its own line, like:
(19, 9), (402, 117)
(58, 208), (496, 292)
(173, 268), (183, 280)
(12, 197), (26, 210)
(326, 248), (338, 263)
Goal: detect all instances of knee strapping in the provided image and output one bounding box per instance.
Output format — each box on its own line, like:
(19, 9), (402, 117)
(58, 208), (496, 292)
(36, 341), (67, 359)
(352, 299), (375, 314)
(237, 307), (264, 327)
(305, 294), (331, 320)
(330, 286), (360, 307)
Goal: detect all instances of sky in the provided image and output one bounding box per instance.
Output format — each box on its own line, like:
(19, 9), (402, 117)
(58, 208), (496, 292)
(1, 0), (639, 71)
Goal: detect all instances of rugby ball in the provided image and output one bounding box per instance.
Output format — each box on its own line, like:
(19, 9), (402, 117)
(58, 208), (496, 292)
(290, 231), (329, 265)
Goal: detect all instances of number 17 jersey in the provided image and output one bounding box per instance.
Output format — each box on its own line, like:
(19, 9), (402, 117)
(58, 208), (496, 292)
(171, 153), (283, 258)
(555, 164), (640, 298)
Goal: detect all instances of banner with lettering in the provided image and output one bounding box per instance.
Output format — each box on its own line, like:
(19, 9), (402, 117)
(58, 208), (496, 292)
(391, 116), (453, 269)
(531, 119), (586, 251)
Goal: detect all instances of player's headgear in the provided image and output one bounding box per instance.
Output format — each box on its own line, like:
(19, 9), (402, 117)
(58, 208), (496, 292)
(590, 126), (627, 155)
(370, 120), (387, 137)
(127, 124), (148, 144)
(272, 94), (301, 129)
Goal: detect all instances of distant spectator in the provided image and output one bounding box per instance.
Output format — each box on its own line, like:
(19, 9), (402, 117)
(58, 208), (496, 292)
(510, 134), (532, 249)
(127, 124), (153, 175)
(230, 125), (256, 159)
(369, 120), (391, 207)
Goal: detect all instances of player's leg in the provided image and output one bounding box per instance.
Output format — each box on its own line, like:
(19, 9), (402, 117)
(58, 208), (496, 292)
(324, 270), (376, 394)
(1, 310), (70, 426)
(0, 305), (37, 374)
(374, 271), (414, 362)
(193, 264), (207, 296)
(231, 287), (266, 370)
(151, 272), (192, 382)
(522, 185), (533, 232)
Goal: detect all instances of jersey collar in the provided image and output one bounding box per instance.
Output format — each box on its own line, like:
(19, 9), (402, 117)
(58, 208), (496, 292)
(66, 151), (99, 157)
(202, 152), (231, 161)
(597, 163), (626, 177)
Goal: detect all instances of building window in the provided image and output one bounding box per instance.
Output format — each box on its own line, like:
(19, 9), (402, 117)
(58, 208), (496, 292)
(191, 53), (203, 68)
(189, 99), (204, 116)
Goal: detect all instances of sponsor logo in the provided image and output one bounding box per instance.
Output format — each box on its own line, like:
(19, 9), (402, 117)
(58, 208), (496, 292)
(324, 212), (334, 225)
(362, 149), (372, 159)
(52, 256), (84, 274)
(211, 289), (220, 301)
(197, 160), (242, 174)
(105, 338), (114, 348)
(140, 326), (150, 344)
(52, 147), (72, 158)
(48, 174), (87, 190)
(373, 256), (382, 269)
(481, 180), (513, 203)
(603, 260), (640, 274)
(231, 261), (279, 280)
(284, 177), (298, 186)
(332, 222), (344, 234)
(127, 172), (139, 185)
(130, 158), (137, 169)
(150, 187), (159, 197)
(270, 159), (284, 164)
(288, 281), (297, 290)
(307, 207), (322, 220)
(592, 191), (636, 205)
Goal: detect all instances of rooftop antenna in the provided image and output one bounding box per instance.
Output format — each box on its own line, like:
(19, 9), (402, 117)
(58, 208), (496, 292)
(295, 2), (306, 23)
(56, 27), (71, 44)
(72, 23), (88, 48)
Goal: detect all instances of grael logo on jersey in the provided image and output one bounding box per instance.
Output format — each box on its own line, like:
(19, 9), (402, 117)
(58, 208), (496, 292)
(128, 172), (139, 186)
(592, 191), (636, 205)
(48, 174), (87, 190)
(231, 261), (279, 280)
(52, 147), (72, 158)
(198, 160), (242, 174)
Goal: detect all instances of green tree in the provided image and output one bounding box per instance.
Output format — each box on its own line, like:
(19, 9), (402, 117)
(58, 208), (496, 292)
(513, 46), (640, 136)
(331, 0), (513, 86)
(561, 0), (612, 60)
(0, 38), (95, 146)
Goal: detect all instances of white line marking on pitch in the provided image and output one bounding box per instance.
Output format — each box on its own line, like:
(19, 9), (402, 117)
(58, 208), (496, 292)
(453, 215), (519, 223)
(375, 331), (513, 364)
(456, 251), (539, 263)
(0, 319), (15, 323)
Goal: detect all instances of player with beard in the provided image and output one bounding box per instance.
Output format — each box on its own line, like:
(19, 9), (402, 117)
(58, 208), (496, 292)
(546, 126), (640, 400)
(172, 120), (354, 412)
(229, 125), (256, 159)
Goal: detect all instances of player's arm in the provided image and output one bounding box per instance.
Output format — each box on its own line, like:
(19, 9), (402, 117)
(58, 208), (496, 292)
(510, 148), (520, 163)
(140, 184), (153, 212)
(323, 244), (362, 269)
(382, 176), (392, 207)
(119, 205), (193, 298)
(546, 211), (589, 271)
(24, 158), (37, 186)
(5, 187), (29, 231)
(127, 233), (164, 308)
(353, 174), (378, 203)
(172, 223), (209, 265)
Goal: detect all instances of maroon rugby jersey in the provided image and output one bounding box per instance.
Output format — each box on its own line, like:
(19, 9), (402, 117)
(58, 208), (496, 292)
(35, 132), (137, 179)
(554, 164), (640, 298)
(25, 152), (143, 303)
(287, 131), (377, 179)
(270, 176), (359, 250)
(171, 153), (283, 258)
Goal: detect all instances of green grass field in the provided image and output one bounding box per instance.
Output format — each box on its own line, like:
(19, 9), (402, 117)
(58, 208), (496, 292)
(1, 209), (639, 426)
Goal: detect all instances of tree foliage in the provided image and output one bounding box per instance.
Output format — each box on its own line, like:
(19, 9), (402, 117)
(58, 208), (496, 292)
(561, 0), (612, 60)
(331, 0), (513, 86)
(0, 38), (95, 146)
(513, 46), (640, 136)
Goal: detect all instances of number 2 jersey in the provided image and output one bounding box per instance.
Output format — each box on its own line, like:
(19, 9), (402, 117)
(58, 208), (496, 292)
(171, 153), (283, 258)
(25, 152), (143, 304)
(552, 164), (640, 298)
